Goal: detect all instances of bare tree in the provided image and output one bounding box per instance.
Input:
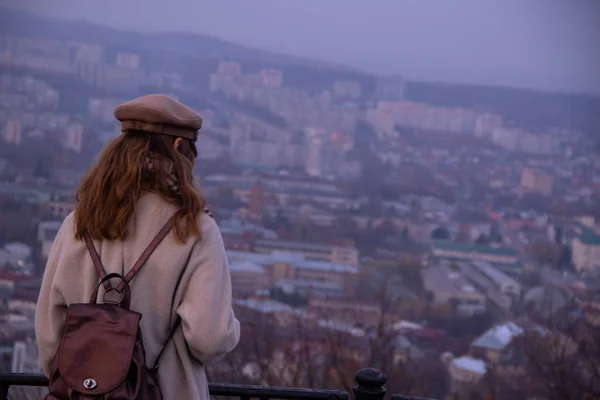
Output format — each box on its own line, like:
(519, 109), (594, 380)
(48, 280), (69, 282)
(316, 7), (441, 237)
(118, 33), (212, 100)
(483, 296), (600, 400)
(211, 267), (448, 399)
(207, 309), (336, 389)
(521, 316), (599, 400)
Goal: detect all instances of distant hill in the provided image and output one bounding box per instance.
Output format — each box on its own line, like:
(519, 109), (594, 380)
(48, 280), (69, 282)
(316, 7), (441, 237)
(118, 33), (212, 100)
(0, 7), (373, 94)
(1, 6), (599, 134)
(0, 7), (362, 74)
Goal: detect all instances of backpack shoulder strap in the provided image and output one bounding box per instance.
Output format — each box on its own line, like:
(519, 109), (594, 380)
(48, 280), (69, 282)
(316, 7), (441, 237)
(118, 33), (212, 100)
(82, 231), (111, 291)
(85, 207), (214, 294)
(115, 214), (177, 292)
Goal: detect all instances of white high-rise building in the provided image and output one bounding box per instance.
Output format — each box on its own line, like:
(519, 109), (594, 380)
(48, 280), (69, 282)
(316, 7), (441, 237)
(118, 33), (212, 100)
(116, 52), (141, 70)
(3, 119), (22, 146)
(63, 123), (84, 153)
(38, 221), (63, 260)
(75, 44), (104, 64)
(260, 69), (283, 88)
(305, 127), (326, 177)
(474, 113), (503, 138)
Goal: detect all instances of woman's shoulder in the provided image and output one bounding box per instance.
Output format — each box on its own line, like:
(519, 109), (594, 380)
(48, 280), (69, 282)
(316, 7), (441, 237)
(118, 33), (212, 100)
(198, 207), (219, 238)
(193, 207), (225, 252)
(59, 211), (77, 239)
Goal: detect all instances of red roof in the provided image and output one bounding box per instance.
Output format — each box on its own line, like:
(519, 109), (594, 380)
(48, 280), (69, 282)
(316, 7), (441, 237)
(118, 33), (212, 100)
(582, 303), (600, 314)
(407, 328), (447, 339)
(0, 271), (36, 282)
(10, 292), (38, 303)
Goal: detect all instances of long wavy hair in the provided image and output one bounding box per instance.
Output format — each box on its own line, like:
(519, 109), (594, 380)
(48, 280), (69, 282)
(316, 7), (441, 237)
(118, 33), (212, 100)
(74, 130), (205, 244)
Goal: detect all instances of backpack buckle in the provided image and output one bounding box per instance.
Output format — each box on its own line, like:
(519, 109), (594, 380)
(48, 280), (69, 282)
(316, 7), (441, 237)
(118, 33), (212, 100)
(90, 273), (131, 309)
(103, 287), (124, 306)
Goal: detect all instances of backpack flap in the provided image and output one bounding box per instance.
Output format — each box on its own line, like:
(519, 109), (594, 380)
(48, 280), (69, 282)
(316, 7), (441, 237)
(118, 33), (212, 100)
(57, 303), (142, 395)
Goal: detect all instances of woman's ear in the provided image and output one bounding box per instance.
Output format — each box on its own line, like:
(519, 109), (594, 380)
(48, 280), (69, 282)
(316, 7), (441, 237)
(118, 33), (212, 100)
(173, 137), (183, 150)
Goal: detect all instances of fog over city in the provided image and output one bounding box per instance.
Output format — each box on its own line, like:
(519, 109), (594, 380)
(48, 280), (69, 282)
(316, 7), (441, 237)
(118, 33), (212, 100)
(0, 2), (599, 400)
(5, 0), (600, 93)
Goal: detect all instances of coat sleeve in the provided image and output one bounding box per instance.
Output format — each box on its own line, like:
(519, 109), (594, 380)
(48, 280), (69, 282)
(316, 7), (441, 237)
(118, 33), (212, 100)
(176, 215), (240, 364)
(35, 214), (72, 376)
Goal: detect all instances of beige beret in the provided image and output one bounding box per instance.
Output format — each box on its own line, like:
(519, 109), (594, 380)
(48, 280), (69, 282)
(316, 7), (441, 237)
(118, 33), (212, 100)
(114, 94), (202, 141)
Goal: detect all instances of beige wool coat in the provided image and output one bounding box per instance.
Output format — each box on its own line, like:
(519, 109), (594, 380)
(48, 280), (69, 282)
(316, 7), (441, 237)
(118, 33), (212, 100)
(35, 191), (241, 400)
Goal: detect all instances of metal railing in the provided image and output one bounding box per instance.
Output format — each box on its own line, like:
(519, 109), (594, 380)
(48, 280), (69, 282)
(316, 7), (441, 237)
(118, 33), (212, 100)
(0, 368), (437, 400)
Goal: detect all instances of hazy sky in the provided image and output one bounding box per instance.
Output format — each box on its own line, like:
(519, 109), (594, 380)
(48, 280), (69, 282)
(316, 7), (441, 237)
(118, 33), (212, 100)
(4, 0), (600, 94)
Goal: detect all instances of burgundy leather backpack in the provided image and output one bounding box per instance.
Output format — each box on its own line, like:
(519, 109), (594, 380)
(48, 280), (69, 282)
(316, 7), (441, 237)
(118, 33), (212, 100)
(45, 215), (179, 400)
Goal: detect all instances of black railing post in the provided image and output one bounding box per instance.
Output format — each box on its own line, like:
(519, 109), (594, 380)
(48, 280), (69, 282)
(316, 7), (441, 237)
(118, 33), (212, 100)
(353, 368), (387, 400)
(0, 381), (8, 400)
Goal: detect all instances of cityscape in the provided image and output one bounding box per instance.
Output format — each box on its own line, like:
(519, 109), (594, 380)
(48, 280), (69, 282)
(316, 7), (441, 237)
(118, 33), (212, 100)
(0, 5), (600, 400)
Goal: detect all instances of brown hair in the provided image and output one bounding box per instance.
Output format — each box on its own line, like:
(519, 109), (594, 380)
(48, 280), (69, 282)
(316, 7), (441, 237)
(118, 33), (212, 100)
(74, 130), (205, 244)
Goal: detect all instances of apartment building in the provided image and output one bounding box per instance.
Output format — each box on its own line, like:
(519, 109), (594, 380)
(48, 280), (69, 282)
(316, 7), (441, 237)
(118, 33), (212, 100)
(447, 355), (487, 395)
(254, 239), (359, 267)
(202, 174), (357, 209)
(37, 221), (62, 260)
(226, 250), (359, 298)
(421, 264), (487, 317)
(229, 260), (270, 297)
(430, 241), (520, 270)
(571, 224), (600, 273)
(474, 113), (503, 139)
(366, 100), (477, 135)
(520, 167), (554, 196)
(469, 322), (524, 364)
(491, 128), (561, 155)
(305, 127), (327, 177)
(2, 119), (21, 145)
(63, 122), (84, 153)
(115, 52), (141, 70)
(260, 69), (283, 88)
(307, 299), (383, 328)
(274, 279), (344, 300)
(88, 97), (124, 123)
(470, 261), (522, 297)
(45, 195), (75, 220)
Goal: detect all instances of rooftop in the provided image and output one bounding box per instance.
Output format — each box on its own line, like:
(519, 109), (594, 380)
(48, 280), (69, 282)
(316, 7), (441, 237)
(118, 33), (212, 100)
(229, 260), (265, 274)
(392, 320), (424, 332)
(227, 250), (358, 274)
(234, 298), (300, 314)
(275, 279), (343, 292)
(471, 321), (523, 351)
(421, 265), (479, 295)
(255, 238), (356, 253)
(220, 219), (279, 239)
(575, 225), (600, 246)
(432, 240), (518, 257)
(451, 356), (487, 375)
(470, 260), (520, 288)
